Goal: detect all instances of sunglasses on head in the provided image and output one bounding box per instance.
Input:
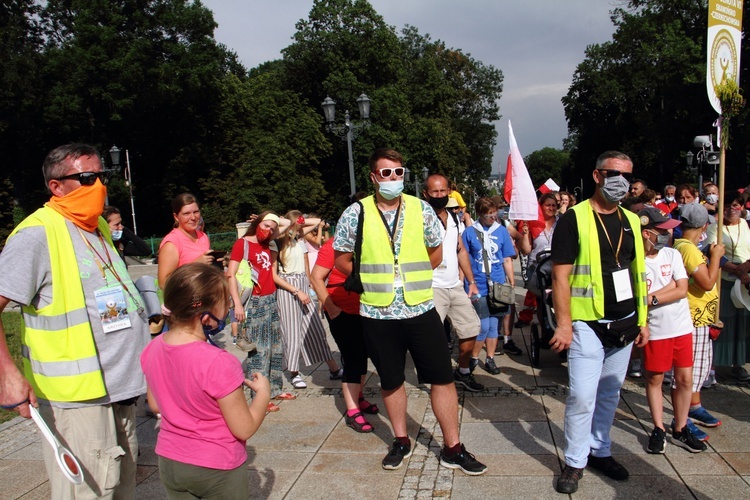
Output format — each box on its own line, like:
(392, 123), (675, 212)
(56, 171), (112, 186)
(597, 169), (632, 181)
(376, 167), (405, 178)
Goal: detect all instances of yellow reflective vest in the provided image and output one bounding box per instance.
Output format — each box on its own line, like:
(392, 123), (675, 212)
(9, 206), (107, 401)
(568, 201), (648, 326)
(359, 195), (434, 306)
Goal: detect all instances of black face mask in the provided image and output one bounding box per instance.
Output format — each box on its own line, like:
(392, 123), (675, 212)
(427, 195), (450, 210)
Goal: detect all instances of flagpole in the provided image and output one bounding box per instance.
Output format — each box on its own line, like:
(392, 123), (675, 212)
(714, 120), (727, 322)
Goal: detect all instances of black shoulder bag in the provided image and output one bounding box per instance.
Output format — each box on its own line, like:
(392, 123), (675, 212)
(343, 201), (365, 293)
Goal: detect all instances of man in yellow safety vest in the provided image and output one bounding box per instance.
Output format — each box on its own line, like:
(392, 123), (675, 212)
(333, 148), (486, 476)
(550, 150), (649, 494)
(0, 143), (150, 498)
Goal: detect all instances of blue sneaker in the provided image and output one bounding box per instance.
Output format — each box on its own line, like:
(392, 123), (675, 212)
(672, 418), (708, 442)
(688, 406), (722, 428)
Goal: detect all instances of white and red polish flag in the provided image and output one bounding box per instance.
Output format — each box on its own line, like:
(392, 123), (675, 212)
(538, 178), (561, 194)
(504, 121), (539, 221)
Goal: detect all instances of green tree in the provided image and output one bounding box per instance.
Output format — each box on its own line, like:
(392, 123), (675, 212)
(562, 0), (744, 192)
(199, 67), (330, 229)
(281, 0), (503, 214)
(0, 1), (45, 209)
(6, 0), (243, 237)
(524, 148), (571, 189)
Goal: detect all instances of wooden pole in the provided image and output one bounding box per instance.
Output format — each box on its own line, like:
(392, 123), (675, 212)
(714, 123), (726, 327)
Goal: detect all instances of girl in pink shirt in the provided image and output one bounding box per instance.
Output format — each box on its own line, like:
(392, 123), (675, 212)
(141, 263), (270, 498)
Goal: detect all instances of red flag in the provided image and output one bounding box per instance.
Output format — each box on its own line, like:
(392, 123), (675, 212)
(503, 154), (513, 204)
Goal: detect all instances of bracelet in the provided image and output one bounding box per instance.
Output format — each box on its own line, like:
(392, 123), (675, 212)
(469, 281), (476, 285)
(292, 289), (299, 295)
(0, 398), (29, 410)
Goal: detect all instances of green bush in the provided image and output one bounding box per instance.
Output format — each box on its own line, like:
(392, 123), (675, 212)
(0, 311), (23, 424)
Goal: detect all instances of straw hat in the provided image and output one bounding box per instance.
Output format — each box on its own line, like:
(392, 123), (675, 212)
(730, 279), (750, 312)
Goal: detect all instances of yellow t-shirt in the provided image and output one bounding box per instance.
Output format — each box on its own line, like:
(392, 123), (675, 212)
(449, 190), (467, 209)
(673, 238), (718, 326)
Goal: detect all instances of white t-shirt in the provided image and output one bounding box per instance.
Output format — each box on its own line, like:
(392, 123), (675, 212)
(644, 247), (693, 340)
(432, 212), (462, 288)
(270, 238), (308, 274)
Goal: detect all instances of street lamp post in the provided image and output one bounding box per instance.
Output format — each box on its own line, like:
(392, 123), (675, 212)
(109, 145), (138, 235)
(688, 135), (720, 188)
(321, 94), (371, 198)
(405, 166), (430, 197)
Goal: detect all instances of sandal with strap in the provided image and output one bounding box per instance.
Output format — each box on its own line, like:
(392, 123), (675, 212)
(274, 392), (297, 400)
(359, 396), (379, 415)
(291, 374), (307, 389)
(345, 411), (373, 433)
(266, 402), (280, 413)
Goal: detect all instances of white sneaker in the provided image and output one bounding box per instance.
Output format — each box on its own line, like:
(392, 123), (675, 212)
(702, 370), (717, 388)
(628, 359), (643, 378)
(663, 369), (674, 386)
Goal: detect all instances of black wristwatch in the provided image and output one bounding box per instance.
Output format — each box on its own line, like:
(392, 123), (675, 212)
(651, 295), (659, 306)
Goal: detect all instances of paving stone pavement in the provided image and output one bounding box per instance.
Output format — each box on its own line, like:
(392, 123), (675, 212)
(3, 284), (750, 498)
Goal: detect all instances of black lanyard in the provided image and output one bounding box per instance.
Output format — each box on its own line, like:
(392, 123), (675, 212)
(376, 198), (402, 261)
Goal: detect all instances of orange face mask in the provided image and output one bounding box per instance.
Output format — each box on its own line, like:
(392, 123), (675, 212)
(46, 179), (107, 232)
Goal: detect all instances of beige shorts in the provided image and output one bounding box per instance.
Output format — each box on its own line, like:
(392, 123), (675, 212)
(39, 402), (137, 499)
(433, 284), (481, 340)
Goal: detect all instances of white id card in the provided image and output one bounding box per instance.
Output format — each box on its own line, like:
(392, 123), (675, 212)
(394, 263), (403, 288)
(612, 268), (633, 302)
(95, 286), (132, 333)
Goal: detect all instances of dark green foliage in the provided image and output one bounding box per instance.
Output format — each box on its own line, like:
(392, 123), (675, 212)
(2, 0), (504, 237)
(524, 148), (571, 189)
(563, 0), (750, 192)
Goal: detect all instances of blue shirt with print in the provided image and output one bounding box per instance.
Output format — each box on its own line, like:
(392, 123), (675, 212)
(461, 223), (515, 296)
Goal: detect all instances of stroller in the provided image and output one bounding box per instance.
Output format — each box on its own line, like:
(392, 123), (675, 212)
(527, 250), (558, 367)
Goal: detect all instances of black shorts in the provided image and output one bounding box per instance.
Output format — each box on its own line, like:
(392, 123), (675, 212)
(325, 311), (368, 384)
(361, 308), (454, 391)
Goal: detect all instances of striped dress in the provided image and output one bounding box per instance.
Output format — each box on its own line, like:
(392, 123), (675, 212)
(275, 239), (334, 372)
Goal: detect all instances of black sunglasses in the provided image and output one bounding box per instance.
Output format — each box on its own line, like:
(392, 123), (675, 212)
(597, 168), (633, 181)
(56, 171), (112, 186)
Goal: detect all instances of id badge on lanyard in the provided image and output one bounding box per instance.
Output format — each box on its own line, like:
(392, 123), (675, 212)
(612, 268), (633, 302)
(95, 286), (132, 333)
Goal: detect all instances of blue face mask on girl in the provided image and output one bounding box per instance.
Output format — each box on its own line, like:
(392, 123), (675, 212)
(201, 312), (226, 346)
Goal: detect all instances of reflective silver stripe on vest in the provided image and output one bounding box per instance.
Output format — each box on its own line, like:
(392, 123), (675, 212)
(22, 308), (89, 331)
(640, 272), (647, 281)
(571, 287), (594, 298)
(399, 262), (433, 272)
(572, 264), (591, 275)
(403, 280), (433, 292)
(360, 263), (393, 274)
(22, 346), (100, 377)
(362, 283), (392, 293)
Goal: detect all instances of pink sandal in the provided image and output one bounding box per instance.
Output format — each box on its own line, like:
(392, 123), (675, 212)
(345, 411), (373, 433)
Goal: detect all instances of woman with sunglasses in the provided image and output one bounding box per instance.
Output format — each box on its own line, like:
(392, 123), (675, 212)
(706, 195), (750, 382)
(461, 197), (516, 374)
(158, 194), (216, 288)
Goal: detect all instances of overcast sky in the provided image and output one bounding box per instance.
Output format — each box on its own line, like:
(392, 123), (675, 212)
(202, 0), (620, 174)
